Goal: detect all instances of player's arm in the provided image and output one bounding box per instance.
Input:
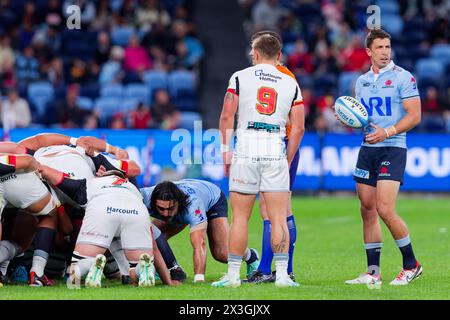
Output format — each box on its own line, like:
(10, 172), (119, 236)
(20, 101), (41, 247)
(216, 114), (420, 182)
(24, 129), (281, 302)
(0, 154), (38, 174)
(0, 142), (29, 155)
(286, 90), (305, 166)
(77, 136), (129, 159)
(90, 153), (141, 177)
(38, 164), (88, 206)
(219, 90), (239, 177)
(18, 133), (72, 152)
(189, 221), (208, 281)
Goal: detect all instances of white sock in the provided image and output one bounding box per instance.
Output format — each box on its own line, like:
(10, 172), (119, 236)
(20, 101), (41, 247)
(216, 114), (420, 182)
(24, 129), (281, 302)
(76, 257), (95, 278)
(243, 248), (251, 262)
(0, 241), (20, 264)
(274, 253), (289, 280)
(109, 240), (130, 276)
(31, 250), (49, 277)
(0, 260), (10, 275)
(227, 254), (242, 280)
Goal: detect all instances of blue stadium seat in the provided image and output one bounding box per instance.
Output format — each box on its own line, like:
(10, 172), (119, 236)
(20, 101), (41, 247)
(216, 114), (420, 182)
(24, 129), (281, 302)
(80, 83), (100, 99)
(168, 70), (196, 98)
(338, 72), (360, 96)
(111, 26), (135, 47)
(375, 0), (399, 14)
(381, 14), (403, 36)
(430, 44), (450, 66)
(124, 83), (151, 105)
(100, 83), (124, 99)
(121, 98), (140, 112)
(143, 70), (169, 94)
(415, 58), (445, 81)
(95, 97), (121, 122)
(27, 82), (55, 117)
(77, 96), (94, 111)
(179, 112), (202, 130)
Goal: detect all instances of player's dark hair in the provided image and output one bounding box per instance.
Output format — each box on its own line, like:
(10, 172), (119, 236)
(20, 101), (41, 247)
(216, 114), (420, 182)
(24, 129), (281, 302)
(251, 32), (282, 59)
(365, 28), (391, 49)
(150, 181), (190, 214)
(251, 30), (283, 46)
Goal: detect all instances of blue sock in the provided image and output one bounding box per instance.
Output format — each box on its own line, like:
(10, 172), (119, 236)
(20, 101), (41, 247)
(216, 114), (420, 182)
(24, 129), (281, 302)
(257, 220), (273, 275)
(395, 235), (417, 269)
(287, 215), (297, 274)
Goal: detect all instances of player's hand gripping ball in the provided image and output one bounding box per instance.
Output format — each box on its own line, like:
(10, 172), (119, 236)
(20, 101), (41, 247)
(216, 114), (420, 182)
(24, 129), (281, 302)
(333, 96), (369, 128)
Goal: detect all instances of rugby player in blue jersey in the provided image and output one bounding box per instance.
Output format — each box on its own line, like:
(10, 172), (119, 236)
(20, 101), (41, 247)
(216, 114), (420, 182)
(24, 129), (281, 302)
(344, 29), (422, 286)
(140, 179), (259, 283)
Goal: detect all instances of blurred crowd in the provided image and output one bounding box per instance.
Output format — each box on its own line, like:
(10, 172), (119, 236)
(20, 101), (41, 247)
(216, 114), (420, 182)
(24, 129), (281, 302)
(239, 0), (450, 133)
(0, 0), (202, 131)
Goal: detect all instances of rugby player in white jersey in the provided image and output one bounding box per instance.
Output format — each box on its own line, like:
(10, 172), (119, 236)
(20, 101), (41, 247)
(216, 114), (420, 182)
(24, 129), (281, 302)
(212, 32), (305, 288)
(38, 164), (156, 288)
(0, 152), (60, 286)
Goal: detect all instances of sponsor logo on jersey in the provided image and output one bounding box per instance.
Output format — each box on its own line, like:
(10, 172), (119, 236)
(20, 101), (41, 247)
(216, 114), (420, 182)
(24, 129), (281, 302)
(0, 174), (17, 183)
(232, 178), (257, 186)
(411, 76), (417, 90)
(247, 121), (280, 133)
(381, 161), (391, 166)
(382, 79), (394, 89)
(363, 82), (371, 87)
(354, 168), (370, 179)
(81, 231), (108, 239)
(106, 206), (139, 215)
(254, 70), (282, 83)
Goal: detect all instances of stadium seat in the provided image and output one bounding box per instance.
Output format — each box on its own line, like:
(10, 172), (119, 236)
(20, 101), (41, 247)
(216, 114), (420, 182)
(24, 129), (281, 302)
(80, 83), (100, 99)
(77, 96), (94, 111)
(168, 70), (196, 98)
(111, 26), (135, 47)
(95, 97), (121, 121)
(375, 0), (399, 14)
(27, 81), (55, 117)
(338, 72), (360, 97)
(430, 44), (450, 66)
(100, 83), (124, 99)
(143, 70), (169, 96)
(121, 98), (140, 112)
(124, 83), (151, 105)
(381, 14), (403, 36)
(179, 112), (202, 130)
(415, 58), (445, 81)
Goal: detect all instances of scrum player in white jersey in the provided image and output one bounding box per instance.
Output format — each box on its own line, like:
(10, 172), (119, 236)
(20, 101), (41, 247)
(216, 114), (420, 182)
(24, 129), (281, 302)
(212, 32), (305, 288)
(38, 164), (156, 288)
(0, 152), (60, 287)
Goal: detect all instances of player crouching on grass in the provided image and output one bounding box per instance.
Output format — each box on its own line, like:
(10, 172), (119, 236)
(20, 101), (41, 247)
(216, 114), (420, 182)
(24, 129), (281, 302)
(37, 164), (157, 288)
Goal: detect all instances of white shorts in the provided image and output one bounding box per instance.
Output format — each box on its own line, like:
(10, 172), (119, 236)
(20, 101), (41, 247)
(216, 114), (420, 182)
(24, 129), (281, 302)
(77, 194), (152, 250)
(1, 172), (53, 212)
(229, 155), (289, 194)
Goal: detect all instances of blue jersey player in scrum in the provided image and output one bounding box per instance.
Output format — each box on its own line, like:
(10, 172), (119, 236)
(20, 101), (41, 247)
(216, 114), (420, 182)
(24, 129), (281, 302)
(140, 179), (259, 283)
(344, 29), (422, 286)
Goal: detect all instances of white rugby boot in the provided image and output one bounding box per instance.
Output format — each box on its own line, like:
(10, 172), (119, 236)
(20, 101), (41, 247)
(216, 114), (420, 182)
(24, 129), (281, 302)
(390, 262), (422, 286)
(138, 253), (155, 287)
(345, 273), (382, 285)
(85, 254), (106, 288)
(211, 274), (241, 288)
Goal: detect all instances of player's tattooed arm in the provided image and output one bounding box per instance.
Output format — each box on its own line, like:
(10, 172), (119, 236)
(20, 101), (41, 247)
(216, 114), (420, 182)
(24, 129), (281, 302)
(271, 229), (287, 253)
(18, 133), (72, 152)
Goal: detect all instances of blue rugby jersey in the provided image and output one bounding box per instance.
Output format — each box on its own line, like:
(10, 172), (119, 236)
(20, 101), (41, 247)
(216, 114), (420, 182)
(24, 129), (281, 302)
(355, 61), (420, 148)
(140, 179), (222, 228)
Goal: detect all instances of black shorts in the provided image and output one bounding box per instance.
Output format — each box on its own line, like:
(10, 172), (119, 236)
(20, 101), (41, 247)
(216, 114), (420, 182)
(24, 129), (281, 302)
(353, 146), (407, 187)
(207, 191), (228, 220)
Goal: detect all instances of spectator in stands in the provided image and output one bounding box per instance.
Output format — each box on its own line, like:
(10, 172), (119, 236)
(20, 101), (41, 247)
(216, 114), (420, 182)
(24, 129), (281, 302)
(287, 39), (314, 76)
(129, 102), (152, 129)
(337, 34), (370, 72)
(171, 20), (204, 70)
(135, 0), (172, 32)
(22, 1), (37, 28)
(330, 22), (352, 51)
(47, 57), (65, 87)
(94, 31), (112, 66)
(44, 0), (64, 26)
(91, 0), (113, 31)
(0, 35), (16, 90)
(110, 113), (127, 129)
(252, 0), (288, 32)
(419, 86), (446, 132)
(32, 18), (62, 56)
(57, 84), (91, 128)
(142, 22), (175, 71)
(99, 46), (124, 85)
(18, 19), (35, 51)
(0, 87), (31, 129)
(15, 46), (40, 85)
(123, 34), (153, 73)
(151, 89), (180, 129)
(83, 114), (99, 130)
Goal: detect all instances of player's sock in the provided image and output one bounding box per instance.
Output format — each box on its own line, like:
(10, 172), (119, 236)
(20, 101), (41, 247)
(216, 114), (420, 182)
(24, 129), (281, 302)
(109, 240), (130, 276)
(287, 215), (297, 274)
(31, 227), (56, 277)
(395, 235), (417, 269)
(72, 252), (95, 278)
(257, 220), (273, 275)
(0, 260), (10, 275)
(274, 253), (289, 279)
(365, 242), (382, 276)
(0, 241), (21, 266)
(155, 231), (179, 269)
(243, 248), (258, 264)
(132, 261), (141, 277)
(228, 254), (242, 279)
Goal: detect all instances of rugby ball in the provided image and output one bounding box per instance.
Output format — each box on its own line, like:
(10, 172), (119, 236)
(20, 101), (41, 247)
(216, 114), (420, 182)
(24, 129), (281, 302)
(333, 96), (369, 128)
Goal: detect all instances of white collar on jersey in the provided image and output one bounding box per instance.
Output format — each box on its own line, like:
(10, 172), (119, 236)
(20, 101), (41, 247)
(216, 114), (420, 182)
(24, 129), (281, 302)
(370, 60), (395, 75)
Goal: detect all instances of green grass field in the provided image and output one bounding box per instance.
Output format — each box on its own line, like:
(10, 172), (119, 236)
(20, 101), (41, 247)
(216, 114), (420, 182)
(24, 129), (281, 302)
(1, 196), (449, 300)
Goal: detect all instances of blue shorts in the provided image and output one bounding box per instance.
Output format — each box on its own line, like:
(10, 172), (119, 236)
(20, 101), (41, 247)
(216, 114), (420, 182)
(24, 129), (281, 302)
(207, 191), (228, 220)
(285, 139), (300, 191)
(353, 146), (407, 187)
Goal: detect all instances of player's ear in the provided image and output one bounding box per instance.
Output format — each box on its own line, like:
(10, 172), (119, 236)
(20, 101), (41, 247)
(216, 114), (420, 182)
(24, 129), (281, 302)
(366, 47), (372, 57)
